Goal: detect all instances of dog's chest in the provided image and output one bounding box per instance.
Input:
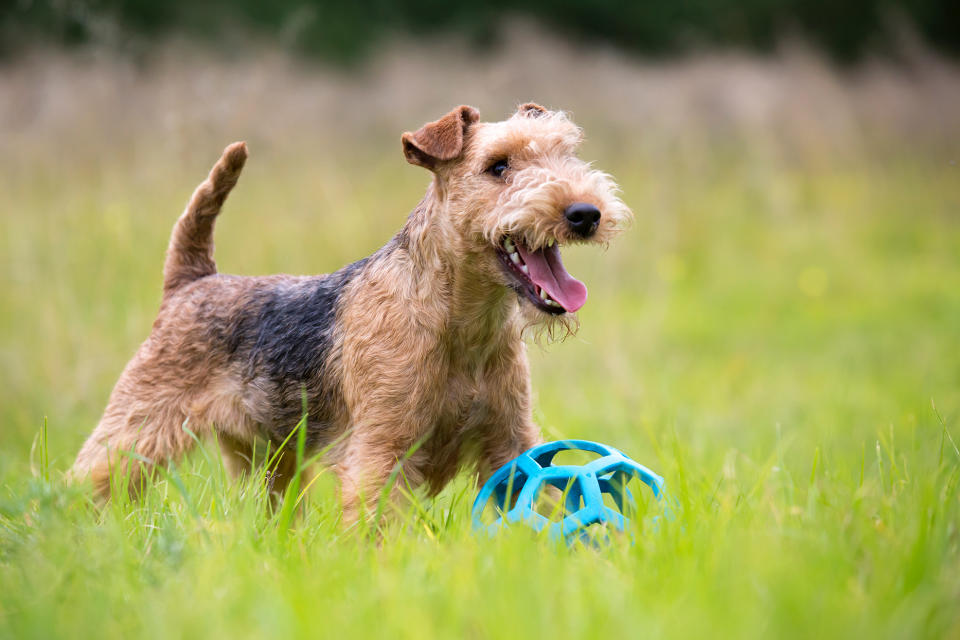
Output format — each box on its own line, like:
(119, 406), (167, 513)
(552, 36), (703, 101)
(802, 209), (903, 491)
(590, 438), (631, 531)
(431, 356), (500, 435)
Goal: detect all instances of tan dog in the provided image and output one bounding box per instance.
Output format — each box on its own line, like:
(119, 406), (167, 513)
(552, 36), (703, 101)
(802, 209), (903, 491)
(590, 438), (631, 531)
(71, 103), (631, 520)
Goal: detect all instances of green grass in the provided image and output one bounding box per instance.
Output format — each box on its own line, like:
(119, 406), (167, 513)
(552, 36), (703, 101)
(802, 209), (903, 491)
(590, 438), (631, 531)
(1, 107), (959, 638)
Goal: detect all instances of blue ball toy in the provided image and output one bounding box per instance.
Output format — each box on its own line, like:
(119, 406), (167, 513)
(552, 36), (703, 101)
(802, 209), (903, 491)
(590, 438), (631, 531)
(471, 440), (665, 542)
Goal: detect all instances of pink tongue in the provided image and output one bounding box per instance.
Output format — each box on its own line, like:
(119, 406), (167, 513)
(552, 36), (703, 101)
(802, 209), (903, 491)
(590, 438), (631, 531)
(515, 242), (588, 312)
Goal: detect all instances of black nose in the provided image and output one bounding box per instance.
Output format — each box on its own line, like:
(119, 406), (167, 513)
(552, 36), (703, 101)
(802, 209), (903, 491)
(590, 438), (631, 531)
(564, 202), (601, 237)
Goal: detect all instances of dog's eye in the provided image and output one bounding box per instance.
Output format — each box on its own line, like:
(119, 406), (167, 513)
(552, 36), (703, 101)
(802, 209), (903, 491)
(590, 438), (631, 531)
(486, 159), (509, 179)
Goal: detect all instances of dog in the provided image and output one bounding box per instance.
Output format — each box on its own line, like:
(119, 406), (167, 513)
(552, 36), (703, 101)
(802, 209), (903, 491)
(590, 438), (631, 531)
(70, 103), (631, 521)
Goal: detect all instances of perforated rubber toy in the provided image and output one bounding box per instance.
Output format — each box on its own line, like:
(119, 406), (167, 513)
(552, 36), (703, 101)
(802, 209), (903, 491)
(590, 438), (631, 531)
(471, 440), (665, 542)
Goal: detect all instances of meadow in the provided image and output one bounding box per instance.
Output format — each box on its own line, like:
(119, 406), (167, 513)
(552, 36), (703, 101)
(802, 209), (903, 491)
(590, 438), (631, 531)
(1, 33), (959, 638)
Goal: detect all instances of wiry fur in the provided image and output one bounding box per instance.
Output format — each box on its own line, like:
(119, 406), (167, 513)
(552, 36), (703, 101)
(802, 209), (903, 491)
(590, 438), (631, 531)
(70, 104), (631, 520)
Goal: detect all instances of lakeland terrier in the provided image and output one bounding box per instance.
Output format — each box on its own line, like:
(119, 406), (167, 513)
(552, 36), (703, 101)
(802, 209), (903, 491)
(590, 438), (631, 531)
(70, 103), (632, 520)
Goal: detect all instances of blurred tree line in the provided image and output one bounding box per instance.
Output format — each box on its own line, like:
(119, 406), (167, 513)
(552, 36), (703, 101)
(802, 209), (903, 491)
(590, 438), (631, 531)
(1, 0), (957, 61)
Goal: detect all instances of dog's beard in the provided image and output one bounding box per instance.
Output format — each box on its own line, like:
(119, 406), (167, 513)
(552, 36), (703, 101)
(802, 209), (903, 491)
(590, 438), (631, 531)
(516, 300), (579, 345)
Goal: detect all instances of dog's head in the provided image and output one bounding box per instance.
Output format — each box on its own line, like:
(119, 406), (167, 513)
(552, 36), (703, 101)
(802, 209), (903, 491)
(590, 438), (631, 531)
(402, 103), (631, 326)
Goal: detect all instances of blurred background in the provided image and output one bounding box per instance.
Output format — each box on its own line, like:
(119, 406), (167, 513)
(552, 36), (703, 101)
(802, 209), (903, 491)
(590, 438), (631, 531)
(3, 0), (959, 60)
(1, 0), (959, 487)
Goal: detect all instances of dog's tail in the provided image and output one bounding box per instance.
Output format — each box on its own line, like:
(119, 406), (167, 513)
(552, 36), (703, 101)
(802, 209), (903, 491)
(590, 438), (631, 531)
(162, 141), (248, 296)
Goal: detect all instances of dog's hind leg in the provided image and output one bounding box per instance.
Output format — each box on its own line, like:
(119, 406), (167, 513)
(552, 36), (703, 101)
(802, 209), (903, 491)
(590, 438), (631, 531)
(70, 376), (203, 502)
(216, 431), (255, 480)
(215, 431), (300, 503)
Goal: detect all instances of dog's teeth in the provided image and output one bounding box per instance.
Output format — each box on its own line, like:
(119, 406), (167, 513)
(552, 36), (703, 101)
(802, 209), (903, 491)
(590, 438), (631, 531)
(520, 264), (529, 275)
(547, 300), (560, 307)
(540, 289), (549, 301)
(510, 252), (521, 265)
(504, 238), (515, 252)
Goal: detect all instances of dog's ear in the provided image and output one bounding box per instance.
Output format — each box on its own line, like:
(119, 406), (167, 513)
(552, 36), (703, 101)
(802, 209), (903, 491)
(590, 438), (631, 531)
(517, 102), (548, 118)
(402, 105), (480, 170)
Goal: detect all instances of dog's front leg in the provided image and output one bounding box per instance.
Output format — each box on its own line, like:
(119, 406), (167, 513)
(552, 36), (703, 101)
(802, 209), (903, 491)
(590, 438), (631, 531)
(474, 340), (544, 487)
(335, 428), (427, 526)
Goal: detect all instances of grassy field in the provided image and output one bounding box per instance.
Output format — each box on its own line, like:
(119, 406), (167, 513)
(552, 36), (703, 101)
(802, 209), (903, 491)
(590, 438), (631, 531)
(1, 38), (959, 638)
